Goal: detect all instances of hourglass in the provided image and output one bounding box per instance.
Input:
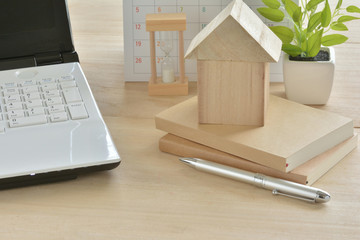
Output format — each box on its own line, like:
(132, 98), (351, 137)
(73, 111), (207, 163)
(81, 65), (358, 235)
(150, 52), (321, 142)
(146, 13), (188, 96)
(160, 31), (175, 84)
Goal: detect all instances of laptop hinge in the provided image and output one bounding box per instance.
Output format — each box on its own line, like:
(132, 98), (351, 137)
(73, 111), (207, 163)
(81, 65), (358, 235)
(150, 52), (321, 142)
(35, 51), (79, 66)
(0, 51), (79, 71)
(35, 52), (63, 66)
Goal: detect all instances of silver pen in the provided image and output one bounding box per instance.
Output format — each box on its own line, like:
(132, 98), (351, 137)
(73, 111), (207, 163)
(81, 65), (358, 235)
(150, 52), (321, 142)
(179, 158), (331, 203)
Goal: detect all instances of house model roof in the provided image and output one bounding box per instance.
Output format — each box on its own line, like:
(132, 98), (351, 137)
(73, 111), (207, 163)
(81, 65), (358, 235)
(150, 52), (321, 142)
(185, 0), (282, 63)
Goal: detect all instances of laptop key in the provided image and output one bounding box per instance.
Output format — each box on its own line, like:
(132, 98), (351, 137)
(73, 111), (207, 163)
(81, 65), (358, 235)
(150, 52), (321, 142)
(24, 92), (41, 101)
(43, 89), (60, 98)
(63, 87), (82, 103)
(27, 107), (45, 116)
(3, 88), (19, 96)
(60, 81), (77, 89)
(48, 104), (65, 114)
(45, 97), (63, 106)
(6, 102), (23, 111)
(41, 83), (58, 91)
(58, 74), (75, 82)
(21, 80), (37, 86)
(7, 110), (25, 119)
(1, 82), (17, 89)
(4, 94), (21, 104)
(23, 85), (39, 93)
(68, 103), (88, 120)
(9, 115), (47, 128)
(50, 112), (68, 122)
(25, 99), (43, 108)
(39, 77), (56, 84)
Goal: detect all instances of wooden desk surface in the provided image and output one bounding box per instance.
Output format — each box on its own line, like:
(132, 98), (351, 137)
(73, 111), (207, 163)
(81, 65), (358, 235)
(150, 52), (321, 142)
(1, 0), (360, 239)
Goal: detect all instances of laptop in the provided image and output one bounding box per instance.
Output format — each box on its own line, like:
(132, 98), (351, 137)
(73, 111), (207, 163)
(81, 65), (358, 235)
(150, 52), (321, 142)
(0, 0), (121, 189)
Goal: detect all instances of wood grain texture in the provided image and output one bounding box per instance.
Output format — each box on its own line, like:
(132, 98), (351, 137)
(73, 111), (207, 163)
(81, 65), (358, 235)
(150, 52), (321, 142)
(146, 13), (186, 31)
(197, 60), (268, 125)
(185, 0), (281, 62)
(148, 77), (188, 96)
(149, 31), (157, 84)
(1, 0), (359, 239)
(146, 13), (188, 95)
(178, 31), (185, 83)
(155, 95), (354, 172)
(159, 133), (358, 185)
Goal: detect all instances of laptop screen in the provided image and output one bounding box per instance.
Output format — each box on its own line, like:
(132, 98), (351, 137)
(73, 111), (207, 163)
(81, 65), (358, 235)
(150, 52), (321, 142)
(0, 0), (74, 60)
(0, 0), (55, 35)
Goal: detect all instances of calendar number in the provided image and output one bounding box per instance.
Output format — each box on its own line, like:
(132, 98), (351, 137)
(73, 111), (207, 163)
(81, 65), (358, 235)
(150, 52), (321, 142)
(157, 57), (163, 64)
(136, 58), (143, 64)
(124, 0), (298, 81)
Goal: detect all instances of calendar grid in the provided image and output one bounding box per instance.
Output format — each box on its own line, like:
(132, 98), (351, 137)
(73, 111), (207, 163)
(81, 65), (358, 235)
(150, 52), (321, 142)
(124, 0), (298, 82)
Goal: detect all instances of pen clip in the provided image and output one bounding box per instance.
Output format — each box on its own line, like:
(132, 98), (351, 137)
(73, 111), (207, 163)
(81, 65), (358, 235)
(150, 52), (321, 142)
(272, 189), (316, 203)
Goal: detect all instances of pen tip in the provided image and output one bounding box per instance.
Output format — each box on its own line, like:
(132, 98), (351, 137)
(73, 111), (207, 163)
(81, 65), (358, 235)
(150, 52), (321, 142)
(316, 191), (331, 203)
(179, 158), (196, 167)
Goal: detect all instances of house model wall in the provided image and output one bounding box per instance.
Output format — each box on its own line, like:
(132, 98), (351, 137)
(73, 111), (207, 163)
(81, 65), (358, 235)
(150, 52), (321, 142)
(185, 0), (282, 126)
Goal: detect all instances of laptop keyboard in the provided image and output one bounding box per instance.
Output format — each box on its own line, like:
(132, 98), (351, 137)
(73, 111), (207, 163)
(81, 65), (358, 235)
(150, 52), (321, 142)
(0, 74), (89, 132)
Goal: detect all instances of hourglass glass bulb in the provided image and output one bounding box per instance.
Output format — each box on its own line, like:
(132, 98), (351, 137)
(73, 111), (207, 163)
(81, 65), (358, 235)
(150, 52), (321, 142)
(160, 31), (173, 55)
(160, 31), (175, 83)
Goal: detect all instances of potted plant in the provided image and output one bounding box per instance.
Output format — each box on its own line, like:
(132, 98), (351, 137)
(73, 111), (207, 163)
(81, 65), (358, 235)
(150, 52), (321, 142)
(257, 0), (360, 104)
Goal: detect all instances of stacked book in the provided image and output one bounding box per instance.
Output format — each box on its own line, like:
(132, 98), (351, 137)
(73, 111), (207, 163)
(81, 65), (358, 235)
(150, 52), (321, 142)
(155, 95), (357, 185)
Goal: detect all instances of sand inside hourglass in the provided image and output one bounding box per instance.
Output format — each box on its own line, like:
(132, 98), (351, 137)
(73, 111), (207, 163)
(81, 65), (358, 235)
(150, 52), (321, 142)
(160, 31), (175, 83)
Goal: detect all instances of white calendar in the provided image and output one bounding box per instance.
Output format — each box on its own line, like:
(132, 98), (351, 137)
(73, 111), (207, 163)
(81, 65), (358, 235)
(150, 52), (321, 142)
(123, 0), (298, 82)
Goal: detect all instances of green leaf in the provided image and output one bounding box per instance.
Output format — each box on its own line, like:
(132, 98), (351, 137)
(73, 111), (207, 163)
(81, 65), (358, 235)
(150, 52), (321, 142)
(346, 6), (360, 13)
(322, 34), (349, 46)
(295, 26), (301, 41)
(336, 0), (343, 9)
(292, 7), (302, 22)
(338, 15), (360, 22)
(270, 26), (294, 43)
(310, 5), (318, 15)
(308, 12), (322, 32)
(262, 0), (281, 9)
(306, 0), (325, 11)
(295, 27), (307, 45)
(331, 23), (348, 31)
(307, 30), (323, 57)
(301, 29), (307, 43)
(301, 38), (307, 52)
(284, 0), (299, 18)
(295, 28), (307, 53)
(321, 0), (331, 27)
(282, 43), (303, 57)
(257, 7), (285, 22)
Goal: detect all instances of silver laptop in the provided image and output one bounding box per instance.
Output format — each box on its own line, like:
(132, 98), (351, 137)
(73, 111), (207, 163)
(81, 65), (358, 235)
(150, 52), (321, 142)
(0, 0), (121, 189)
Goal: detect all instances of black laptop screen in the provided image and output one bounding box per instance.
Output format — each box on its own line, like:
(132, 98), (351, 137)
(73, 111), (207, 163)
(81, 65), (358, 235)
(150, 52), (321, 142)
(0, 0), (55, 35)
(0, 0), (74, 60)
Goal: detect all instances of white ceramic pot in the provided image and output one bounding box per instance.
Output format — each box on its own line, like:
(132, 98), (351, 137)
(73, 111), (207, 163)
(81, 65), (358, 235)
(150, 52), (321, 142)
(283, 47), (335, 105)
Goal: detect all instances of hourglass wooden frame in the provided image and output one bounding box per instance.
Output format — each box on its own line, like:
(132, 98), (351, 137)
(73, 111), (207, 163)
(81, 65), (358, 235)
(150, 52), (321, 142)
(146, 13), (188, 96)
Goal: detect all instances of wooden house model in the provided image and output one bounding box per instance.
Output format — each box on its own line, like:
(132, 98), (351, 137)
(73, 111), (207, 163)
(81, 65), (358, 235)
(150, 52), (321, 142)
(185, 0), (282, 126)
